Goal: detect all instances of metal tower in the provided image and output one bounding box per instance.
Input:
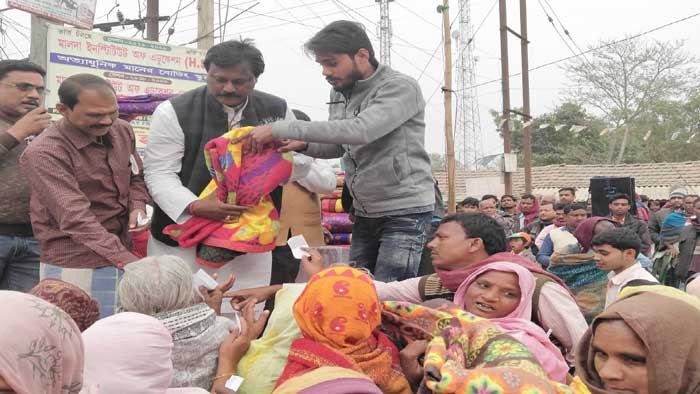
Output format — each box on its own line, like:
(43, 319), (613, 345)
(375, 0), (393, 65)
(454, 0), (483, 170)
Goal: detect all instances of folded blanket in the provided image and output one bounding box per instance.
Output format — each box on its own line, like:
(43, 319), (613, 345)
(321, 198), (344, 213)
(329, 233), (352, 245)
(322, 212), (353, 233)
(164, 127), (293, 267)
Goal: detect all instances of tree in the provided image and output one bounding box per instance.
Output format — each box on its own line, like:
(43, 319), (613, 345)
(565, 38), (697, 163)
(491, 102), (608, 166)
(429, 152), (447, 171)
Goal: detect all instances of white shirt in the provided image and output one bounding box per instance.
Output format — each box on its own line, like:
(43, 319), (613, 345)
(605, 262), (659, 308)
(144, 100), (336, 224)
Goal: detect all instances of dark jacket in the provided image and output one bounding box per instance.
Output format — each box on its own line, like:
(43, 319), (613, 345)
(610, 213), (653, 255)
(648, 208), (675, 246)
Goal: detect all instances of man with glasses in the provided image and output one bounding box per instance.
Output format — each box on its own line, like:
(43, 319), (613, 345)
(0, 60), (51, 292)
(144, 39), (334, 302)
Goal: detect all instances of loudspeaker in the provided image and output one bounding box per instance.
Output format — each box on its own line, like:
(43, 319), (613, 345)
(589, 177), (637, 217)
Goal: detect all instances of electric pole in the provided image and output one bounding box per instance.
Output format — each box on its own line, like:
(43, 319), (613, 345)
(440, 1), (456, 214)
(498, 0), (512, 194)
(198, 0), (215, 50)
(454, 0), (483, 171)
(376, 0), (393, 65)
(146, 0), (159, 41)
(520, 0), (532, 193)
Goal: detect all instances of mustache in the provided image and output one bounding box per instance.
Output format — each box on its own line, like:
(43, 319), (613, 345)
(22, 100), (39, 107)
(91, 123), (113, 129)
(217, 92), (242, 98)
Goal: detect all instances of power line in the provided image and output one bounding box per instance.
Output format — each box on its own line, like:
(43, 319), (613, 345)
(183, 1), (260, 45)
(394, 1), (440, 29)
(454, 10), (700, 92)
(536, 0), (578, 58)
(541, 0), (591, 63)
(297, 0), (328, 27)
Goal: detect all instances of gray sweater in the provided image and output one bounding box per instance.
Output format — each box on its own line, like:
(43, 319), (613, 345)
(272, 64), (434, 216)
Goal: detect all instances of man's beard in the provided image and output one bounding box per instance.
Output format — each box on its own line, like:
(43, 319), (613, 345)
(329, 63), (364, 92)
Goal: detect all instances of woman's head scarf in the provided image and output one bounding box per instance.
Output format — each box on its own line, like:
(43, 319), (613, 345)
(30, 279), (100, 332)
(0, 291), (85, 394)
(575, 286), (700, 394)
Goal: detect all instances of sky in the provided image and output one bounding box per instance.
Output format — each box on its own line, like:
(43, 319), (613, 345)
(1, 0), (698, 159)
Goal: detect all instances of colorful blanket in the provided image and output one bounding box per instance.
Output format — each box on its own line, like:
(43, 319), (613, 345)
(164, 127), (293, 267)
(323, 212), (354, 233)
(322, 198), (344, 213)
(548, 252), (607, 323)
(382, 302), (579, 394)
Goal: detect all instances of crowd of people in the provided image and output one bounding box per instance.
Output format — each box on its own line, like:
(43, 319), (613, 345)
(0, 19), (699, 394)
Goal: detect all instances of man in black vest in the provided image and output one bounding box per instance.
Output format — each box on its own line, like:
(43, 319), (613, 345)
(143, 39), (334, 306)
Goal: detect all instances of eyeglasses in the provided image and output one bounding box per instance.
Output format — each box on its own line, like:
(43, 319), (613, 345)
(0, 81), (49, 96)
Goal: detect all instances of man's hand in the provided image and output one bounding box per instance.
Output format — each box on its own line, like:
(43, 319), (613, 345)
(201, 273), (236, 315)
(400, 340), (428, 391)
(190, 192), (248, 223)
(230, 124), (274, 154)
(7, 106), (51, 141)
(300, 247), (325, 277)
(277, 139), (308, 153)
(128, 208), (150, 232)
(225, 285), (281, 310)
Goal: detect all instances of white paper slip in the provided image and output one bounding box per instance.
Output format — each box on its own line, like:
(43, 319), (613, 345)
(193, 269), (219, 292)
(287, 234), (311, 259)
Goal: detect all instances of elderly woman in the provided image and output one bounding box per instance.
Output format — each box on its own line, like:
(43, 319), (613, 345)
(118, 255), (237, 390)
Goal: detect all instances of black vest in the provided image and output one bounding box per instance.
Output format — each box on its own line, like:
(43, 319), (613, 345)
(150, 87), (288, 246)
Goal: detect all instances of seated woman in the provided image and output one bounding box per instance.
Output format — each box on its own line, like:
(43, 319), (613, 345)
(118, 255), (239, 390)
(454, 262), (569, 383)
(274, 266), (411, 394)
(83, 307), (267, 394)
(0, 291), (85, 394)
(383, 301), (579, 394)
(29, 278), (100, 331)
(575, 285), (700, 393)
(548, 217), (615, 322)
(273, 366), (382, 394)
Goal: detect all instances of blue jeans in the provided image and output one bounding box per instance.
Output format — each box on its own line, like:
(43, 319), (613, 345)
(349, 212), (432, 282)
(0, 235), (40, 292)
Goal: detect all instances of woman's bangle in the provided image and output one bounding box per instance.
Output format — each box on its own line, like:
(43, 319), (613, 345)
(212, 372), (236, 382)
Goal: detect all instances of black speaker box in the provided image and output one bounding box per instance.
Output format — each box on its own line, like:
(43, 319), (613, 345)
(589, 177), (637, 217)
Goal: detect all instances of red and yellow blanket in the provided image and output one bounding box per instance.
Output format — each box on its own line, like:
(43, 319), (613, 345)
(164, 127), (294, 267)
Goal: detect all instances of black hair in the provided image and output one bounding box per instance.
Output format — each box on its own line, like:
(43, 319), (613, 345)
(591, 228), (641, 255)
(291, 109), (311, 121)
(305, 20), (378, 67)
(501, 194), (516, 201)
(58, 74), (115, 110)
(481, 194), (498, 202)
(558, 187), (577, 195)
(564, 202), (587, 214)
(608, 193), (632, 205)
(458, 197), (480, 207)
(203, 39), (265, 77)
(520, 193), (536, 201)
(440, 213), (507, 255)
(639, 194), (649, 203)
(554, 202), (567, 211)
(0, 59), (45, 80)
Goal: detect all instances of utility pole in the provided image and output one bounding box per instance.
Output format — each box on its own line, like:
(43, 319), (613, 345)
(498, 0), (512, 195)
(29, 15), (53, 69)
(146, 0), (159, 41)
(520, 0), (532, 193)
(375, 0), (393, 65)
(197, 0), (215, 50)
(439, 1), (456, 214)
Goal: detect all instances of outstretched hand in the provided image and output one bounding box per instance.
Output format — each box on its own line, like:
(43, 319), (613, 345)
(230, 124), (275, 154)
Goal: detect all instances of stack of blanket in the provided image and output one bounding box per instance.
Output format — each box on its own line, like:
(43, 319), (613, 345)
(321, 173), (352, 245)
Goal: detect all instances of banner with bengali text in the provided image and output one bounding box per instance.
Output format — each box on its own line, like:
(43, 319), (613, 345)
(46, 25), (208, 156)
